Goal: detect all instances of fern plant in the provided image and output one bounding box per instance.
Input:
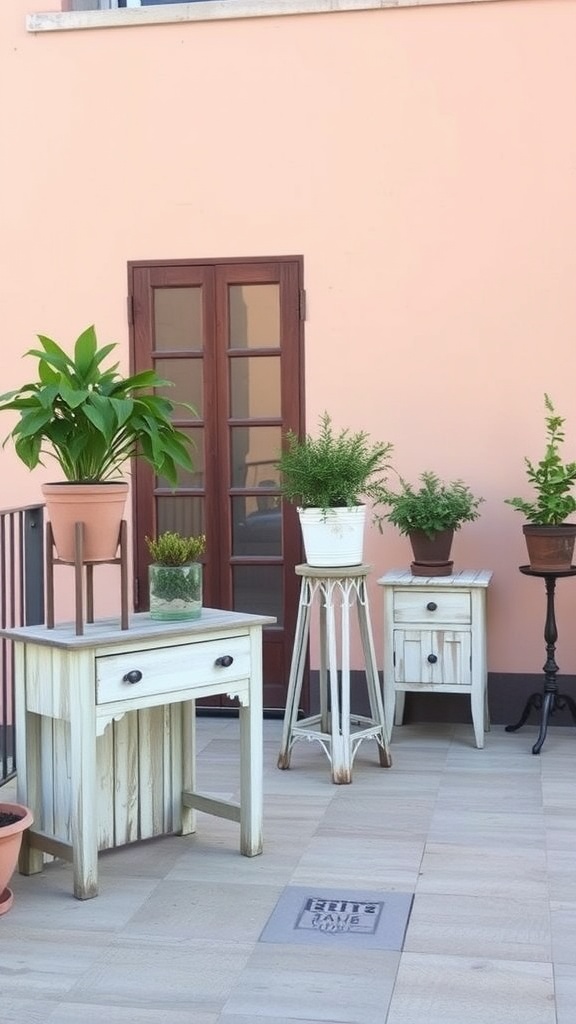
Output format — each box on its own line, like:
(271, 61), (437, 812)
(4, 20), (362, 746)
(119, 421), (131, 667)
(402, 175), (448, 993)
(505, 394), (576, 525)
(276, 412), (394, 516)
(381, 471), (483, 539)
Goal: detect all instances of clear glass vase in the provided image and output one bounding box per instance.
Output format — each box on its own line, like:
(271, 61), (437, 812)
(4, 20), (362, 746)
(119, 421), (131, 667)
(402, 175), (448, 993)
(148, 563), (202, 621)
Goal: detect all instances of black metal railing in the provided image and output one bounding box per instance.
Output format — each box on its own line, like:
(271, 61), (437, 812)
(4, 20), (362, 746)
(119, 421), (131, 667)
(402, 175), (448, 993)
(0, 504), (44, 786)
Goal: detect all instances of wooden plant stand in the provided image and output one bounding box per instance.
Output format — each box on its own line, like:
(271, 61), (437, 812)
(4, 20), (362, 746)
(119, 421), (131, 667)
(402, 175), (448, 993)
(46, 520), (129, 635)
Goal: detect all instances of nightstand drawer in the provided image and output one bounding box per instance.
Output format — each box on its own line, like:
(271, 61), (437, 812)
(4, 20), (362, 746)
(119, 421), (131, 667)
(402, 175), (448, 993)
(96, 634), (250, 704)
(393, 589), (471, 625)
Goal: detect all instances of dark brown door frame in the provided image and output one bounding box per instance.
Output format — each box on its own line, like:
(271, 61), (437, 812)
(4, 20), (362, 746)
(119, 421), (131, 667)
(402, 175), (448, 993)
(127, 255), (306, 711)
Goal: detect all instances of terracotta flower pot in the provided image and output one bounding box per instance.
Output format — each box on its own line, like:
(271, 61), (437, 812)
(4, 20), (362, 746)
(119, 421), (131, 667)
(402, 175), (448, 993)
(0, 802), (33, 915)
(42, 481), (129, 562)
(409, 528), (454, 577)
(522, 523), (576, 572)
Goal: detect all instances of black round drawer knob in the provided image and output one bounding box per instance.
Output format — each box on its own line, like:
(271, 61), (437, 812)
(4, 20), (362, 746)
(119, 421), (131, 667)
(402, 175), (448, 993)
(215, 655), (234, 668)
(426, 602), (438, 612)
(427, 654), (438, 664)
(123, 670), (143, 684)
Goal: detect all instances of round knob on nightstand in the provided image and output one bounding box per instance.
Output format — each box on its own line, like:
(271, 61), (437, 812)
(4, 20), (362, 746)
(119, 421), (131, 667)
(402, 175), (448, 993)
(426, 602), (438, 612)
(427, 654), (438, 664)
(122, 670), (143, 684)
(215, 655), (234, 668)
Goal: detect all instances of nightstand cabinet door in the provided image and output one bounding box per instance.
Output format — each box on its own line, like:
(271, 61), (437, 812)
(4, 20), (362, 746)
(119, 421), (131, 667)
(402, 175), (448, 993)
(393, 629), (472, 687)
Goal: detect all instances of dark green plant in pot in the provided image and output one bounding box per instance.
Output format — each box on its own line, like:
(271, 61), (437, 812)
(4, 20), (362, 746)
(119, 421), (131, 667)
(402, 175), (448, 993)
(505, 394), (576, 525)
(505, 394), (576, 572)
(146, 531), (205, 619)
(0, 325), (194, 484)
(381, 471), (484, 539)
(276, 412), (394, 517)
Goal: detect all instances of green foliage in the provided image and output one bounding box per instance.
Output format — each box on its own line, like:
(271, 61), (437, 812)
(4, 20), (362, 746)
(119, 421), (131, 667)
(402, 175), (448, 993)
(505, 394), (576, 525)
(381, 471), (484, 539)
(146, 530), (206, 566)
(276, 412), (394, 516)
(0, 326), (195, 485)
(149, 564), (202, 604)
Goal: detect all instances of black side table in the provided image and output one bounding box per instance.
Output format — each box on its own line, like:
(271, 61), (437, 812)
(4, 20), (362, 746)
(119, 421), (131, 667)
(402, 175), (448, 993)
(506, 565), (576, 754)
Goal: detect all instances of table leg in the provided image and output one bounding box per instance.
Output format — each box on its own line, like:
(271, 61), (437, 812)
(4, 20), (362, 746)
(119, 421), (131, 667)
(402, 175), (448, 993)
(326, 585), (350, 784)
(69, 656), (98, 898)
(357, 589), (391, 768)
(180, 699), (196, 836)
(15, 648), (44, 876)
(278, 581), (312, 770)
(239, 631), (263, 856)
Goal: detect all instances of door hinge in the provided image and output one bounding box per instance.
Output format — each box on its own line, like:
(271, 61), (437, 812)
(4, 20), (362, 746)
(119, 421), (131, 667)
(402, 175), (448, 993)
(134, 575), (139, 609)
(127, 294), (135, 326)
(298, 288), (306, 321)
(392, 651), (396, 666)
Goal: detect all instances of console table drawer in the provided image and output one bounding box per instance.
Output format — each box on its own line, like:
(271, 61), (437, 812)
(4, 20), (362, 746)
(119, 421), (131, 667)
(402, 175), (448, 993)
(393, 589), (471, 625)
(96, 634), (250, 704)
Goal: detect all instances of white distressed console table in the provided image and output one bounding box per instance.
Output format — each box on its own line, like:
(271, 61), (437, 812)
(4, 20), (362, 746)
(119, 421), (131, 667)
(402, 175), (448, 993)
(1, 608), (274, 899)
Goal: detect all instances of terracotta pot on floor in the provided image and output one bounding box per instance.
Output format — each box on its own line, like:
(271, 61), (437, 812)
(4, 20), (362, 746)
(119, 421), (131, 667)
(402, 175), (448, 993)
(0, 802), (33, 915)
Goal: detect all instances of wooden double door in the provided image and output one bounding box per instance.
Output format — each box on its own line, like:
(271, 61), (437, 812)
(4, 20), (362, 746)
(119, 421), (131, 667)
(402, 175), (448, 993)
(128, 257), (305, 711)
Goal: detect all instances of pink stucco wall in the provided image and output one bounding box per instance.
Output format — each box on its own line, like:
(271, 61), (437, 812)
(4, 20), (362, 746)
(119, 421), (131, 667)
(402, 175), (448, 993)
(3, 0), (576, 672)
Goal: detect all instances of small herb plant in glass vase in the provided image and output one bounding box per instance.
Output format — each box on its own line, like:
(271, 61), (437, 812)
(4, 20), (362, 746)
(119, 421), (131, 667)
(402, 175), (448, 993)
(146, 531), (206, 621)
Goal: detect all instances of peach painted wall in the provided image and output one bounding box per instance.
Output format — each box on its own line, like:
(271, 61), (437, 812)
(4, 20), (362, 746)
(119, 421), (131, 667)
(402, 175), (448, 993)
(3, 0), (576, 671)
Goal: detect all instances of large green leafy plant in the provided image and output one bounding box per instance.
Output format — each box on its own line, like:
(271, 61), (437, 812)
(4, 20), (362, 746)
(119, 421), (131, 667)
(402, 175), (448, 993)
(381, 471), (483, 539)
(0, 326), (194, 484)
(505, 394), (576, 525)
(276, 412), (394, 516)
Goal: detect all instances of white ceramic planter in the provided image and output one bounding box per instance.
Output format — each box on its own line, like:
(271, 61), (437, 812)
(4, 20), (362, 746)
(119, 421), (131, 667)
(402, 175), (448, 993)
(298, 505), (366, 567)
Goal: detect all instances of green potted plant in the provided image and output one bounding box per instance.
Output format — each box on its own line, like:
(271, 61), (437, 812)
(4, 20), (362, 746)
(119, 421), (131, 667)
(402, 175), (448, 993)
(146, 530), (205, 620)
(380, 471), (484, 576)
(276, 411), (394, 567)
(505, 394), (576, 571)
(0, 326), (195, 563)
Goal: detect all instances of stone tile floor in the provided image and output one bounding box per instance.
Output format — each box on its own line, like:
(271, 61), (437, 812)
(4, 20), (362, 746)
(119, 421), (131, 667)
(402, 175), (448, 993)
(2, 717), (576, 1023)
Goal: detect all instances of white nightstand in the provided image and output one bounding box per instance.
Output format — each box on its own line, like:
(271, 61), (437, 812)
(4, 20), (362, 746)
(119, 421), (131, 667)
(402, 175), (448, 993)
(378, 569), (492, 748)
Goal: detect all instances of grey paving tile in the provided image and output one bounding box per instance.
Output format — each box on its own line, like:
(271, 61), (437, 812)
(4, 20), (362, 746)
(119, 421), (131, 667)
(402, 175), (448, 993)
(550, 900), (576, 965)
(547, 849), (576, 901)
(417, 842), (548, 898)
(386, 952), (556, 1024)
(0, 928), (115, 999)
(554, 963), (576, 1024)
(405, 892), (551, 961)
(2, 1001), (67, 1024)
(122, 879), (282, 941)
(291, 834), (424, 890)
(222, 943), (400, 1023)
(8, 863), (161, 929)
(46, 1005), (217, 1024)
(428, 809), (547, 849)
(67, 938), (254, 1014)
